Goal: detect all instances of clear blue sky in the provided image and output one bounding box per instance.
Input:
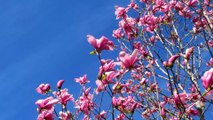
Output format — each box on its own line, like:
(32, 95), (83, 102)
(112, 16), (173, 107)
(0, 0), (128, 119)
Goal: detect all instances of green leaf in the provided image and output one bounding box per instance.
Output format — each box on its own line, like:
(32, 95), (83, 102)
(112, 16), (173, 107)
(90, 50), (96, 55)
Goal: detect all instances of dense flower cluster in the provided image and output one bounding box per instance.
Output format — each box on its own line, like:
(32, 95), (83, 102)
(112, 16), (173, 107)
(36, 0), (213, 119)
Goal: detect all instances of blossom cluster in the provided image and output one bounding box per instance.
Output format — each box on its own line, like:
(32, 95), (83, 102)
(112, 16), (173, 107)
(35, 0), (213, 119)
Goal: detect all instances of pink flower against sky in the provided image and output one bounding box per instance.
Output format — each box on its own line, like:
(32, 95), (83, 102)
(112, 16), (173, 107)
(37, 110), (54, 120)
(115, 6), (127, 19)
(53, 88), (74, 105)
(36, 83), (50, 94)
(59, 111), (71, 120)
(75, 74), (90, 85)
(87, 35), (114, 53)
(119, 49), (139, 69)
(35, 97), (58, 112)
(201, 68), (213, 90)
(75, 90), (94, 115)
(57, 80), (64, 89)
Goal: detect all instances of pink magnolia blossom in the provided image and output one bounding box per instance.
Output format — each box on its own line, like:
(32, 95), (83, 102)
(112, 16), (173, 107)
(185, 47), (194, 59)
(112, 96), (124, 107)
(116, 113), (126, 120)
(161, 108), (166, 118)
(113, 28), (124, 39)
(127, 1), (139, 10)
(35, 97), (58, 112)
(112, 82), (126, 93)
(95, 80), (106, 94)
(37, 110), (54, 120)
(155, 0), (165, 5)
(75, 91), (94, 115)
(36, 83), (50, 94)
(98, 59), (115, 77)
(167, 54), (180, 67)
(185, 105), (199, 116)
(119, 17), (138, 39)
(152, 0), (166, 12)
(112, 96), (138, 113)
(179, 7), (192, 18)
(83, 87), (91, 96)
(59, 111), (71, 120)
(104, 71), (117, 83)
(57, 80), (64, 89)
(87, 35), (114, 53)
(115, 6), (127, 19)
(201, 68), (213, 89)
(174, 1), (184, 11)
(119, 49), (139, 69)
(173, 92), (187, 105)
(138, 15), (159, 32)
(75, 74), (90, 85)
(53, 89), (74, 105)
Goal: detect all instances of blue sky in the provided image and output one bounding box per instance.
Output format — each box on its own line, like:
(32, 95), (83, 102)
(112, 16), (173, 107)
(0, 0), (129, 119)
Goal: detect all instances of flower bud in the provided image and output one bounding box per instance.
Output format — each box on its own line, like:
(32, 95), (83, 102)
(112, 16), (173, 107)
(57, 80), (64, 89)
(36, 83), (51, 94)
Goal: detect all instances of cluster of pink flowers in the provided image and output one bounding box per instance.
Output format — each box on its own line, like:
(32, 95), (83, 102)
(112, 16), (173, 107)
(35, 97), (58, 120)
(74, 87), (94, 118)
(35, 0), (213, 119)
(112, 96), (139, 114)
(35, 80), (74, 120)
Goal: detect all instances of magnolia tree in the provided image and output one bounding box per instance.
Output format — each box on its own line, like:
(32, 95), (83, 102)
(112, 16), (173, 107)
(35, 0), (213, 119)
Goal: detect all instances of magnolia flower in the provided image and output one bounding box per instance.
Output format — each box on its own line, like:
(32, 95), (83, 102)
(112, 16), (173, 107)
(115, 6), (127, 19)
(127, 1), (139, 10)
(75, 74), (90, 85)
(119, 49), (139, 69)
(112, 97), (124, 107)
(164, 54), (180, 68)
(116, 113), (126, 120)
(36, 83), (50, 94)
(95, 80), (106, 94)
(173, 92), (187, 105)
(201, 68), (213, 90)
(168, 54), (180, 65)
(98, 59), (115, 77)
(35, 97), (58, 112)
(105, 71), (117, 83)
(57, 80), (64, 89)
(75, 92), (94, 115)
(83, 87), (91, 96)
(59, 111), (71, 120)
(37, 110), (54, 120)
(185, 47), (194, 59)
(87, 35), (114, 53)
(119, 17), (138, 39)
(53, 89), (74, 105)
(113, 28), (124, 39)
(161, 108), (166, 118)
